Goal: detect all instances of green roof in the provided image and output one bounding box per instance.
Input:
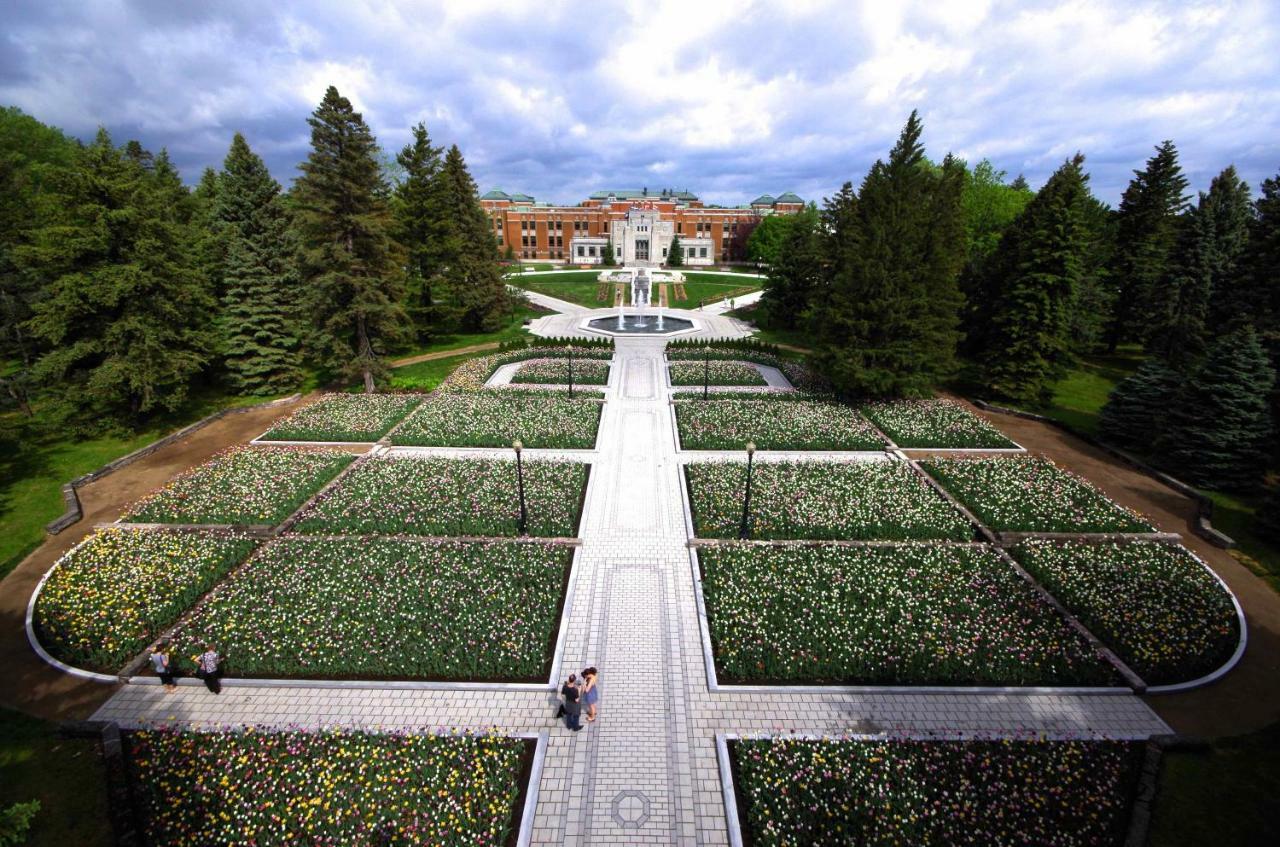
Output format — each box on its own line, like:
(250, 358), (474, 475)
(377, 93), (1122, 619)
(749, 194), (776, 205)
(774, 192), (803, 204)
(588, 188), (699, 201)
(480, 189), (510, 201)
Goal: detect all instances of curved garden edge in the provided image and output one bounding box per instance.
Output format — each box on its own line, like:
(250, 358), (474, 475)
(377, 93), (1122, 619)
(45, 393), (304, 536)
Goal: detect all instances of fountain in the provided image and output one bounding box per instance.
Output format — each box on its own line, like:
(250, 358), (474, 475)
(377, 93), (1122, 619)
(585, 266), (695, 336)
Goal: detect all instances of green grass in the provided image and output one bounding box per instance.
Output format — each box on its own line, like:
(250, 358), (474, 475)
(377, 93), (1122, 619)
(1010, 347), (1145, 436)
(667, 276), (761, 309)
(510, 271), (610, 308)
(394, 304), (543, 360)
(0, 708), (111, 847)
(1150, 723), (1280, 847)
(1200, 491), (1280, 592)
(725, 303), (814, 352)
(389, 351), (488, 392)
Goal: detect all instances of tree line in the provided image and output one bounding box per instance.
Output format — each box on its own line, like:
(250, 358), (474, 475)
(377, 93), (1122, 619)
(0, 86), (510, 431)
(758, 111), (1280, 500)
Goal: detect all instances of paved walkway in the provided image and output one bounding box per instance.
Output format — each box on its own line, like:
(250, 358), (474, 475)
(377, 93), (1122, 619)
(91, 338), (1172, 845)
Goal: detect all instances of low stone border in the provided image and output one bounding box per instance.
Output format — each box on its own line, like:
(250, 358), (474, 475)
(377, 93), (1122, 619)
(971, 399), (1235, 548)
(46, 394), (301, 535)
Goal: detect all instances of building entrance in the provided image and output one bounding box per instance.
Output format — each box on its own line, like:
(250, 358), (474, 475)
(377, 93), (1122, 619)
(635, 239), (649, 261)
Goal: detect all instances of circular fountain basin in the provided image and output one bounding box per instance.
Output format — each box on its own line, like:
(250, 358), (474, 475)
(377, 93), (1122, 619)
(586, 315), (696, 336)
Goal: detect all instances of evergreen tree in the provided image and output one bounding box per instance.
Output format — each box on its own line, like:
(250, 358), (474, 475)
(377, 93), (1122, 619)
(1217, 168), (1280, 340)
(745, 215), (794, 268)
(392, 122), (459, 340)
(292, 86), (409, 393)
(759, 205), (819, 329)
(1104, 141), (1189, 350)
(1069, 195), (1118, 355)
(431, 144), (509, 332)
(19, 129), (214, 428)
(601, 241), (616, 267)
(958, 160), (1035, 355)
(811, 111), (966, 397)
(1146, 167), (1251, 366)
(979, 154), (1092, 405)
(1161, 325), (1274, 489)
(191, 166), (225, 300)
(667, 233), (684, 267)
(1097, 358), (1182, 451)
(216, 133), (303, 394)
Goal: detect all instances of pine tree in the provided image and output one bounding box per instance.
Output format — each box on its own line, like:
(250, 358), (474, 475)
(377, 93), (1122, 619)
(392, 122), (458, 340)
(292, 87), (409, 393)
(1161, 325), (1274, 489)
(760, 206), (819, 329)
(431, 144), (509, 332)
(19, 129), (214, 428)
(1097, 359), (1182, 450)
(667, 233), (684, 267)
(979, 154), (1092, 405)
(216, 133), (303, 394)
(1104, 141), (1189, 351)
(1147, 166), (1252, 366)
(1217, 168), (1280, 340)
(811, 111), (966, 397)
(1069, 195), (1118, 355)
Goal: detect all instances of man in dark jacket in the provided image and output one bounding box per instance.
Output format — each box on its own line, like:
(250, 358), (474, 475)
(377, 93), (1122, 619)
(561, 674), (583, 731)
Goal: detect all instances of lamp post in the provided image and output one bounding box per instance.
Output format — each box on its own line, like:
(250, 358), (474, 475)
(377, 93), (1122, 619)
(513, 439), (527, 535)
(566, 344), (575, 399)
(739, 441), (756, 540)
(703, 345), (712, 399)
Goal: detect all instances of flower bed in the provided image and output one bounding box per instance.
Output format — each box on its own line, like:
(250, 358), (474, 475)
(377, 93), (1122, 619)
(126, 727), (529, 847)
(1013, 540), (1240, 685)
(675, 400), (884, 451)
(33, 529), (255, 673)
(731, 737), (1142, 846)
(699, 544), (1114, 685)
(392, 393), (601, 449)
(861, 399), (1018, 449)
(686, 460), (972, 540)
(920, 456), (1155, 533)
(666, 344), (824, 390)
(259, 394), (422, 442)
(295, 456), (588, 537)
(510, 358), (611, 385)
(440, 346), (612, 392)
(124, 447), (355, 525)
(167, 538), (571, 681)
(669, 361), (767, 386)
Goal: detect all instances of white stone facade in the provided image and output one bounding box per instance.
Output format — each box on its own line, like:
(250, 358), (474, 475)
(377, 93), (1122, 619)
(567, 208), (718, 268)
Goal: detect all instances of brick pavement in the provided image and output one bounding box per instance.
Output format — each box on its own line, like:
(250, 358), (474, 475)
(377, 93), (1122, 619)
(91, 336), (1172, 845)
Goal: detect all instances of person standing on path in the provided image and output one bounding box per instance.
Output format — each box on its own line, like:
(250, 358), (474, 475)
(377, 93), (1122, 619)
(561, 674), (583, 731)
(196, 645), (223, 695)
(581, 667), (599, 722)
(149, 642), (176, 691)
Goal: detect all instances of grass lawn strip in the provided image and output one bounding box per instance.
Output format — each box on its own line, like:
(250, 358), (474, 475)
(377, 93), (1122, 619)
(510, 358), (611, 385)
(669, 361), (767, 386)
(686, 460), (972, 541)
(295, 456), (588, 537)
(393, 393), (601, 449)
(1013, 540), (1240, 685)
(123, 447), (355, 525)
(125, 728), (527, 847)
(731, 737), (1142, 846)
(861, 399), (1018, 449)
(33, 528), (255, 673)
(700, 544), (1115, 685)
(168, 537), (570, 681)
(260, 394), (421, 442)
(676, 400), (884, 451)
(921, 456), (1155, 533)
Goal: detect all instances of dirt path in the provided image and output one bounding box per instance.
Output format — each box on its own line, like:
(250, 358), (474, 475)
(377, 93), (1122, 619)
(966, 401), (1280, 737)
(390, 342), (500, 368)
(0, 397), (312, 721)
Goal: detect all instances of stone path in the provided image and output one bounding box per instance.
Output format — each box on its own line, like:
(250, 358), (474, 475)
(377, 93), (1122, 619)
(92, 336), (1173, 845)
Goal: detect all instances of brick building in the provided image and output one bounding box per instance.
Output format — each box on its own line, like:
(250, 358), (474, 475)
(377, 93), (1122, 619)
(480, 187), (804, 266)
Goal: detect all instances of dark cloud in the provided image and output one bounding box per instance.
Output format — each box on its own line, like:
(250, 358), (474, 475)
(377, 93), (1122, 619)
(2, 0), (1278, 206)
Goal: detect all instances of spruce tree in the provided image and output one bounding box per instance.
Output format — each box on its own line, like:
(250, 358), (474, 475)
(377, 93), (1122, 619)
(392, 122), (458, 340)
(1097, 359), (1182, 450)
(431, 144), (509, 332)
(216, 133), (303, 394)
(1069, 195), (1118, 355)
(1148, 166), (1252, 366)
(812, 111), (965, 397)
(760, 206), (819, 329)
(20, 129), (214, 428)
(667, 234), (684, 267)
(601, 241), (616, 267)
(979, 154), (1092, 405)
(1104, 141), (1189, 350)
(292, 87), (409, 393)
(1218, 169), (1280, 340)
(1161, 325), (1274, 489)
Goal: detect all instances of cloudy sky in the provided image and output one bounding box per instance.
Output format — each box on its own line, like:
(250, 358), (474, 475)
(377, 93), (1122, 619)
(3, 0), (1279, 206)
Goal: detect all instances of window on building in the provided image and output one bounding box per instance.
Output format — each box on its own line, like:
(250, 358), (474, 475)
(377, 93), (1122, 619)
(588, 246), (597, 257)
(577, 245), (585, 257)
(700, 247), (708, 257)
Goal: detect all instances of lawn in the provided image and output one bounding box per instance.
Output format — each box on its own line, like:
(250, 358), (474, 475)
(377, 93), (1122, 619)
(168, 537), (571, 681)
(700, 544), (1114, 685)
(1024, 347), (1146, 436)
(392, 302), (545, 362)
(665, 274), (762, 308)
(125, 727), (530, 847)
(510, 271), (610, 308)
(732, 737), (1142, 846)
(1200, 490), (1280, 593)
(0, 708), (111, 847)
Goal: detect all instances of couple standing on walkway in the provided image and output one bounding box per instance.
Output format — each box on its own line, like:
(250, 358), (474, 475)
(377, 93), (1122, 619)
(559, 667), (599, 731)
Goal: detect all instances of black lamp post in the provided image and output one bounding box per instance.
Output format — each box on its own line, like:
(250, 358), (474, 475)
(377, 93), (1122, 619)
(513, 439), (527, 535)
(739, 441), (756, 540)
(566, 344), (575, 399)
(703, 345), (711, 399)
